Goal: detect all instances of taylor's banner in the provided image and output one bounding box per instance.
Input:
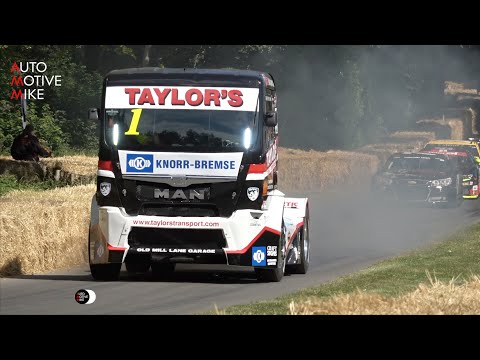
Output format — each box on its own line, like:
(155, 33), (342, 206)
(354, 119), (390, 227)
(105, 86), (259, 111)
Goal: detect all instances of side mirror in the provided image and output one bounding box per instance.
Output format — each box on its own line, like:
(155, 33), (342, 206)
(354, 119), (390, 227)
(88, 108), (99, 121)
(265, 111), (277, 127)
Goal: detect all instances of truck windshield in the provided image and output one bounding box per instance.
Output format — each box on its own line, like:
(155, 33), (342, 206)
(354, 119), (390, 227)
(105, 108), (258, 152)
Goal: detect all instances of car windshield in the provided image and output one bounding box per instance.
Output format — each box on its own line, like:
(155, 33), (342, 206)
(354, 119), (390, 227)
(386, 155), (451, 173)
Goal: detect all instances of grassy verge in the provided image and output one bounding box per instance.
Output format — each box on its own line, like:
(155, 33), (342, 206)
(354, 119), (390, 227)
(288, 275), (480, 314)
(216, 222), (480, 314)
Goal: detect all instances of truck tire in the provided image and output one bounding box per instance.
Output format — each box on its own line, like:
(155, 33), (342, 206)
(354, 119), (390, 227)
(255, 220), (286, 282)
(90, 263), (122, 281)
(287, 215), (310, 274)
(151, 262), (176, 280)
(88, 232), (121, 281)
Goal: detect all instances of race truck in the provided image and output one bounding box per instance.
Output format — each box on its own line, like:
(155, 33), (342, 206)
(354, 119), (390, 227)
(87, 68), (310, 282)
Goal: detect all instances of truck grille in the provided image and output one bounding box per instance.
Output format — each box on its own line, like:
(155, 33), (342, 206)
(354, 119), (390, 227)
(139, 204), (218, 217)
(128, 228), (227, 249)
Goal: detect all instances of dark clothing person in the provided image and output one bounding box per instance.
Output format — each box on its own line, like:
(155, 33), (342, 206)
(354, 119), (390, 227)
(10, 124), (51, 162)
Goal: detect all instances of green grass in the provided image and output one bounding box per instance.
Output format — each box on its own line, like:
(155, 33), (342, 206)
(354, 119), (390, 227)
(214, 223), (480, 314)
(0, 173), (61, 197)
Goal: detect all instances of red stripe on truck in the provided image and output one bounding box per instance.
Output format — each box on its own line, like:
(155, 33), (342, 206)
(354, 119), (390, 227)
(98, 160), (114, 171)
(107, 244), (127, 251)
(247, 163), (267, 174)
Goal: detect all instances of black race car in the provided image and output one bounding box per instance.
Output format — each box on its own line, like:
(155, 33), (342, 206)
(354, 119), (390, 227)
(420, 148), (480, 200)
(371, 152), (464, 207)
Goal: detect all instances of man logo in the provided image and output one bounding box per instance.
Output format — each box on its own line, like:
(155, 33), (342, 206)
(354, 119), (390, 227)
(247, 187), (259, 201)
(100, 182), (111, 196)
(154, 188), (209, 200)
(126, 154), (154, 173)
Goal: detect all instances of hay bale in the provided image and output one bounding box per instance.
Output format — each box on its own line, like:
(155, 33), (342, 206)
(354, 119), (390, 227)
(0, 159), (46, 182)
(416, 118), (465, 140)
(0, 184), (95, 276)
(0, 157), (96, 186)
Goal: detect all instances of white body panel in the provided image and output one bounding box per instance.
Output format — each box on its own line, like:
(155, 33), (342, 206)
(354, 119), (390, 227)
(89, 191), (295, 265)
(283, 197), (309, 255)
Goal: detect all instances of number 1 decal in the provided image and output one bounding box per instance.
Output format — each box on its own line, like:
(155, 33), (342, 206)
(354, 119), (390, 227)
(124, 108), (142, 135)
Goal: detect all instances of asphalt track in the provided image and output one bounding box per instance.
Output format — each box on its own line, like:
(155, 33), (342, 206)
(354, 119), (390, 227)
(2, 190), (480, 314)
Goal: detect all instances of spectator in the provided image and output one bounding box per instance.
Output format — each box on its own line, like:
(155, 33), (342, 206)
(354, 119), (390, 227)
(10, 124), (51, 162)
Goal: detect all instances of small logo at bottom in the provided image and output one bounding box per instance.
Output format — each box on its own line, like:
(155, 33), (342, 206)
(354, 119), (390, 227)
(252, 246), (266, 266)
(75, 289), (96, 304)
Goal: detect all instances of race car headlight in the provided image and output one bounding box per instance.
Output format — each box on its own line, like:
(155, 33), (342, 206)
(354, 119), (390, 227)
(375, 176), (393, 186)
(430, 178), (452, 187)
(440, 177), (452, 186)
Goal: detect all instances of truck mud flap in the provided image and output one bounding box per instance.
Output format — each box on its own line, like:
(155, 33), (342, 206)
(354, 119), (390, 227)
(226, 228), (281, 267)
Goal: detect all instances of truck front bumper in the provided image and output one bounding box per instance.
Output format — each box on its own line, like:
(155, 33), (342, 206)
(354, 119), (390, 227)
(89, 191), (306, 268)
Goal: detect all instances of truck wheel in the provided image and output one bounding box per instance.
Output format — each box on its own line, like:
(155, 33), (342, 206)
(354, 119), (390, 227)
(88, 232), (121, 281)
(125, 261), (150, 276)
(255, 221), (286, 282)
(151, 262), (176, 280)
(90, 263), (121, 281)
(287, 217), (310, 274)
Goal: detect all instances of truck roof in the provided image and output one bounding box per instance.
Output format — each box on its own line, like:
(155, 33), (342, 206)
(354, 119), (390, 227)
(106, 67), (273, 81)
